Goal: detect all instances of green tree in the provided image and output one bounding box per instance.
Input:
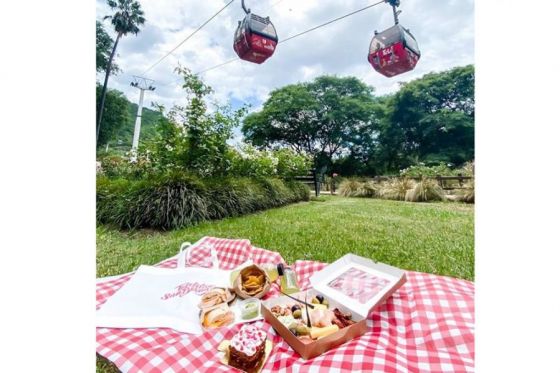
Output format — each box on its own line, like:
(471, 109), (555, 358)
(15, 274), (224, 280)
(96, 84), (131, 147)
(96, 21), (119, 74)
(242, 75), (378, 170)
(96, 0), (145, 147)
(374, 65), (475, 172)
(149, 67), (247, 176)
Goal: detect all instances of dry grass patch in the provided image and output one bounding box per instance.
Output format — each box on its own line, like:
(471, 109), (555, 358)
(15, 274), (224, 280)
(405, 179), (446, 202)
(457, 179), (475, 203)
(381, 178), (416, 201)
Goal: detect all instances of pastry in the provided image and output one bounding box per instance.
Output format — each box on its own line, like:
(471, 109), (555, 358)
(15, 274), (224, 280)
(198, 288), (233, 309)
(228, 324), (267, 373)
(201, 303), (235, 329)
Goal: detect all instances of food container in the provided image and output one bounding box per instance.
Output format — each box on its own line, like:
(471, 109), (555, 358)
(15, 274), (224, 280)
(261, 253), (406, 360)
(238, 297), (261, 320)
(233, 264), (271, 299)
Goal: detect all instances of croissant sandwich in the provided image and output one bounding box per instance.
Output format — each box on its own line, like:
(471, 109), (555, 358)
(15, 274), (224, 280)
(200, 303), (235, 329)
(198, 288), (234, 309)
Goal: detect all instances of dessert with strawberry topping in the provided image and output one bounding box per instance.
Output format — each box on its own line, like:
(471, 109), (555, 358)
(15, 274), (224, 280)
(228, 324), (268, 372)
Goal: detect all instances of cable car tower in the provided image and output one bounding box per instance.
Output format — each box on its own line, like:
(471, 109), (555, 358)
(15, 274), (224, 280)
(129, 76), (156, 161)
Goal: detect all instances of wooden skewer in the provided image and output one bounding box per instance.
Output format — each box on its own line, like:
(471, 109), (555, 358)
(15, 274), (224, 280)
(279, 290), (315, 309)
(304, 292), (312, 328)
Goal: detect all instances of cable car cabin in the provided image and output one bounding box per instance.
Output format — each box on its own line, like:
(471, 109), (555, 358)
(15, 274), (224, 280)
(234, 13), (278, 64)
(368, 24), (420, 77)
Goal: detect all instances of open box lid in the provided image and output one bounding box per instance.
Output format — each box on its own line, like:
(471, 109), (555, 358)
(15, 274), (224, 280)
(309, 254), (406, 319)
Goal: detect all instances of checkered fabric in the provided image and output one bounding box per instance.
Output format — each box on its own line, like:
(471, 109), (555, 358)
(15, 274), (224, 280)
(97, 238), (474, 372)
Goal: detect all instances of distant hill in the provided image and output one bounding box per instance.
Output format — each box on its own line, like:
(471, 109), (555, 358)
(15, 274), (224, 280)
(110, 102), (164, 151)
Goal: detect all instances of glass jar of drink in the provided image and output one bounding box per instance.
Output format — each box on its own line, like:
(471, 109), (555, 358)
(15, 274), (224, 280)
(261, 263), (279, 282)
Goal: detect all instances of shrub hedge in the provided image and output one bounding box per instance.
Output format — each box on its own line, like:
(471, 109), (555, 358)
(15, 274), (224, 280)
(97, 173), (310, 230)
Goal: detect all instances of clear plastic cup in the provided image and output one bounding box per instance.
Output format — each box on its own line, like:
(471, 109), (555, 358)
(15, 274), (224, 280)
(239, 297), (260, 320)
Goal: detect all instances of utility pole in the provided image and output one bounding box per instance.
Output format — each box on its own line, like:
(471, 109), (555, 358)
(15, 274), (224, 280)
(129, 75), (156, 161)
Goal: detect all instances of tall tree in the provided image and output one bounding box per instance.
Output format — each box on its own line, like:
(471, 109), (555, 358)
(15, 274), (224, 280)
(96, 84), (131, 147)
(96, 0), (145, 147)
(96, 20), (119, 74)
(242, 76), (378, 170)
(374, 65), (475, 172)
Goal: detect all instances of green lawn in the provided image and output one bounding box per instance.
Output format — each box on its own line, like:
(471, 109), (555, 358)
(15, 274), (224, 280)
(97, 196), (473, 372)
(97, 196), (474, 280)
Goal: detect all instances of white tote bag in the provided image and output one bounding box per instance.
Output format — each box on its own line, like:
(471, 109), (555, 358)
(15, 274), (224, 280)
(96, 242), (238, 334)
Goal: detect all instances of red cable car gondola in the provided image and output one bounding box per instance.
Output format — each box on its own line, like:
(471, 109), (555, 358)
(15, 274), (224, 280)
(233, 0), (278, 64)
(368, 0), (420, 77)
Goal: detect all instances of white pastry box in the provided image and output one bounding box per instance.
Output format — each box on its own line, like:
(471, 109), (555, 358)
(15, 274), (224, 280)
(261, 254), (406, 359)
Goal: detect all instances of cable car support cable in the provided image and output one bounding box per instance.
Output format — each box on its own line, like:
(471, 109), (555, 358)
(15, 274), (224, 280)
(279, 0), (385, 44)
(142, 0), (235, 76)
(188, 0), (387, 78)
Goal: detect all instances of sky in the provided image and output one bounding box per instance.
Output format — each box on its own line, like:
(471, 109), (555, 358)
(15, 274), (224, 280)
(96, 0), (474, 136)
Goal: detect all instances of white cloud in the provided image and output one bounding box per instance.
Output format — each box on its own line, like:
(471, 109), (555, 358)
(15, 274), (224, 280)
(97, 0), (474, 113)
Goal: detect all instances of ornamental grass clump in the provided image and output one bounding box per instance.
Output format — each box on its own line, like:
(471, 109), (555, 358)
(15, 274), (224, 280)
(380, 178), (416, 201)
(457, 179), (475, 203)
(339, 179), (362, 197)
(96, 173), (309, 230)
(405, 178), (446, 202)
(461, 161), (475, 177)
(356, 181), (380, 198)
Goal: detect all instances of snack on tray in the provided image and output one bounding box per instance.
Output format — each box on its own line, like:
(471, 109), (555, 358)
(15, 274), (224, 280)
(332, 308), (356, 329)
(269, 293), (356, 342)
(270, 305), (292, 317)
(200, 303), (235, 329)
(198, 288), (234, 309)
(228, 324), (268, 373)
(310, 325), (339, 339)
(303, 308), (334, 328)
(234, 265), (271, 299)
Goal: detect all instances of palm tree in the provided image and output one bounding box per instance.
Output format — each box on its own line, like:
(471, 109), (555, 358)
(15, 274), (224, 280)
(96, 0), (145, 146)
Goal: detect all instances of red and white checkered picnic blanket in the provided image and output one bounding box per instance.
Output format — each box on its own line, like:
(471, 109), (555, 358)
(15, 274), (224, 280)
(97, 237), (474, 372)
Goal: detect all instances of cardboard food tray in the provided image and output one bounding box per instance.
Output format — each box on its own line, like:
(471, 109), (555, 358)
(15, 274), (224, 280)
(261, 254), (406, 360)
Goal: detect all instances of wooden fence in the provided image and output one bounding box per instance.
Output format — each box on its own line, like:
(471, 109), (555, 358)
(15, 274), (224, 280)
(294, 170), (320, 197)
(292, 172), (473, 196)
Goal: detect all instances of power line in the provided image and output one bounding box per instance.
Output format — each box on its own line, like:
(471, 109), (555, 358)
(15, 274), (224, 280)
(142, 0), (235, 75)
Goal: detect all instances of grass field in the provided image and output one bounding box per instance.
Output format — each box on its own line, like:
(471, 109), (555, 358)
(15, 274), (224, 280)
(97, 196), (474, 280)
(96, 195), (473, 372)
